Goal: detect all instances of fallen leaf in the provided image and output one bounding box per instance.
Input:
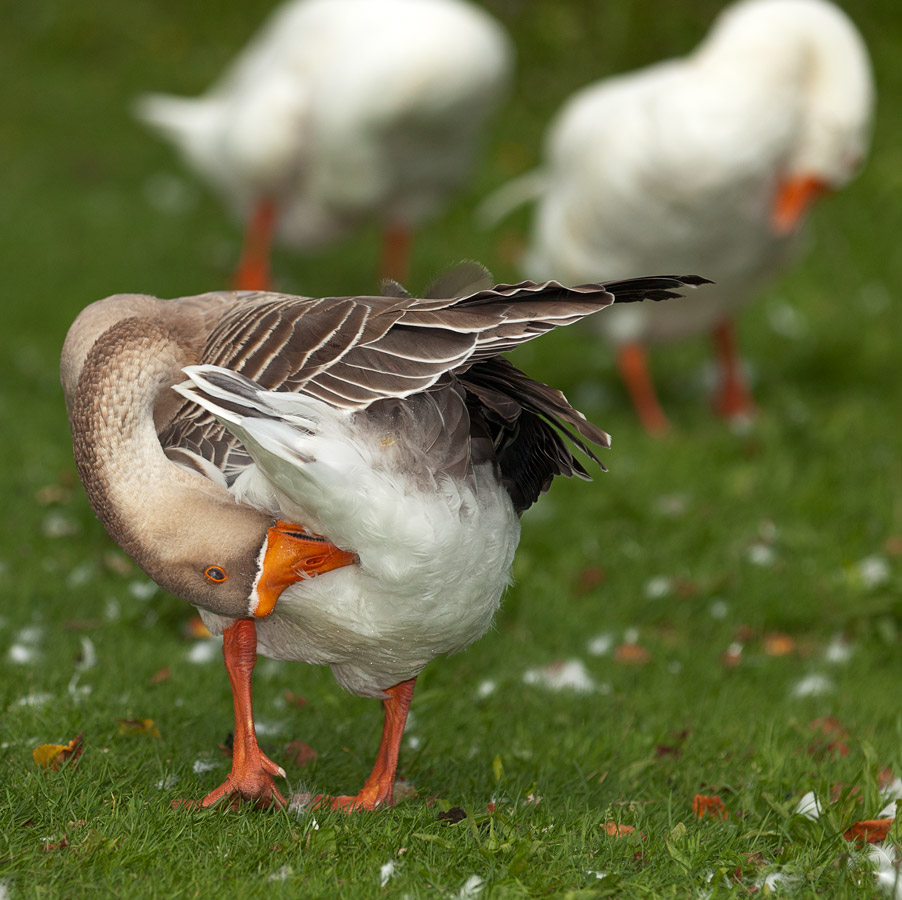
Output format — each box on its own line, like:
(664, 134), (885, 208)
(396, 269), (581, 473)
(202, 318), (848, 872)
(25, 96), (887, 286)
(33, 733), (84, 770)
(149, 667), (171, 685)
(103, 552), (133, 576)
(64, 618), (104, 631)
(808, 717), (849, 757)
(575, 566), (606, 593)
(844, 818), (894, 844)
(393, 780), (417, 802)
(41, 838), (69, 852)
(183, 616), (212, 639)
(721, 643), (743, 668)
(116, 718), (161, 738)
(285, 740), (318, 767)
(693, 794), (727, 820)
(603, 822), (635, 837)
(656, 729), (690, 758)
(36, 484), (72, 505)
(885, 536), (902, 556)
(764, 633), (795, 656)
(437, 807), (467, 824)
(284, 690), (307, 708)
(614, 643), (651, 665)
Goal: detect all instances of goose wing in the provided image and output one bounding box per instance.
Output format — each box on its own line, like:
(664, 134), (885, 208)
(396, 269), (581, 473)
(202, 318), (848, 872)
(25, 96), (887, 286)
(160, 275), (705, 489)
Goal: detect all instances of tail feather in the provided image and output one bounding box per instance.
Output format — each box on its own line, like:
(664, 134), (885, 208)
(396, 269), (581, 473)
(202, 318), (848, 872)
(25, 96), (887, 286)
(475, 169), (548, 228)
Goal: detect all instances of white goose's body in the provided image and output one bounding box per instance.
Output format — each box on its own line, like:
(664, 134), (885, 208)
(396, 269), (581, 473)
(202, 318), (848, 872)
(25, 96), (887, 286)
(137, 0), (512, 251)
(526, 0), (872, 344)
(63, 271), (702, 807)
(509, 0), (872, 430)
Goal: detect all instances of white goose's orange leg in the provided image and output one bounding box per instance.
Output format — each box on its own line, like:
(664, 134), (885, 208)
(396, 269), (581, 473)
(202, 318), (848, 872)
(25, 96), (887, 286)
(233, 197), (277, 291)
(711, 319), (755, 421)
(380, 223), (413, 284)
(202, 618), (287, 809)
(617, 342), (670, 435)
(325, 677), (417, 812)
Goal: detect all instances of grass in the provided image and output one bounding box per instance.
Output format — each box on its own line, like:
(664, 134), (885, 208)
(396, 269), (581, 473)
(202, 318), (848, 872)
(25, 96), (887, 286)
(2, 0), (902, 896)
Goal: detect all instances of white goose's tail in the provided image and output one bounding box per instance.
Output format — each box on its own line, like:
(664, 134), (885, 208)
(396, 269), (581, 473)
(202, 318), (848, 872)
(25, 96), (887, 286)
(133, 93), (223, 170)
(475, 168), (548, 228)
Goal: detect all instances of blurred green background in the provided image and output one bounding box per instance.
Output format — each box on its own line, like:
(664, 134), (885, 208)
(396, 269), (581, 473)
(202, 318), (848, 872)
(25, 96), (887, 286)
(2, 1), (902, 896)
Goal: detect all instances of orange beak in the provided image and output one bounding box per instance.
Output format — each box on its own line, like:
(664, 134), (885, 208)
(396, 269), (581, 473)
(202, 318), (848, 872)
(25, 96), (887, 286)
(252, 521), (358, 618)
(772, 174), (830, 235)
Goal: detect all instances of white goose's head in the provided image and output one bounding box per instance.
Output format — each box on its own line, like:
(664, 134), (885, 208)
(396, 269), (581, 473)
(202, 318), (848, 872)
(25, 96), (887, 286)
(700, 0), (874, 229)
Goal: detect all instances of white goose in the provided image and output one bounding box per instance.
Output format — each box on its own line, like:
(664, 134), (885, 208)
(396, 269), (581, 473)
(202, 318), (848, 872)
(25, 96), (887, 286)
(505, 0), (873, 433)
(62, 267), (704, 809)
(136, 0), (513, 289)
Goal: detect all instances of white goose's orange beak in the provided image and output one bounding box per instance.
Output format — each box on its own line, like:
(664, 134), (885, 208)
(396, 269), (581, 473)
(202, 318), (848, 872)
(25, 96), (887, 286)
(252, 521), (358, 618)
(772, 174), (831, 235)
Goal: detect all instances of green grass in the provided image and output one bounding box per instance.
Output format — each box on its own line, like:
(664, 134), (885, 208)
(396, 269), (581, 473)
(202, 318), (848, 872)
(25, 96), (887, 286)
(2, 0), (902, 896)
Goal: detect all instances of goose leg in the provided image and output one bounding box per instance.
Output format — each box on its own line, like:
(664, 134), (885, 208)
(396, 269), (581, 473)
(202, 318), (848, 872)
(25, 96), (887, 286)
(202, 618), (287, 809)
(234, 197), (277, 291)
(711, 319), (755, 421)
(326, 677), (417, 811)
(617, 342), (670, 435)
(380, 223), (413, 284)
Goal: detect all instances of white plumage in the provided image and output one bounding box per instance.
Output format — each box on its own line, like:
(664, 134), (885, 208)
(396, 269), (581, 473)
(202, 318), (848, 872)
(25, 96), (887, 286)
(180, 369), (519, 697)
(136, 0), (513, 284)
(508, 0), (873, 429)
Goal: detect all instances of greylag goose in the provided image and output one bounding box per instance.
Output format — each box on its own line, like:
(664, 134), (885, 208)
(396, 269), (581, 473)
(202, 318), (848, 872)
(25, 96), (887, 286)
(489, 0), (872, 433)
(61, 268), (705, 809)
(135, 0), (513, 289)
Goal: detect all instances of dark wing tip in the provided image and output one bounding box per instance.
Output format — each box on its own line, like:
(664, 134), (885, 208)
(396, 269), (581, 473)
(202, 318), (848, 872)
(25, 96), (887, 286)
(601, 274), (714, 304)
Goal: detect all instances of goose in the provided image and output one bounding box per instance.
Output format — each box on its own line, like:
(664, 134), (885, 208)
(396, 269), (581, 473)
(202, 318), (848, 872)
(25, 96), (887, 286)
(135, 0), (513, 289)
(61, 266), (705, 809)
(491, 0), (873, 433)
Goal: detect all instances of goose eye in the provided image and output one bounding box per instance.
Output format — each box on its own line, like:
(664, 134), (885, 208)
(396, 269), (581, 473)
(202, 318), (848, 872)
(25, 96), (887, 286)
(204, 566), (228, 584)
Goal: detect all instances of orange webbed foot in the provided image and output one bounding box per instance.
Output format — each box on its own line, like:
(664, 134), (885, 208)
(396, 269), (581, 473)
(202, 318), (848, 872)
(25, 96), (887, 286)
(201, 751), (287, 810)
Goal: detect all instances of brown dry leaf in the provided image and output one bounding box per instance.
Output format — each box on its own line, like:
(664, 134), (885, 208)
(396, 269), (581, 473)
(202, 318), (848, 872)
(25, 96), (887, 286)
(149, 667), (171, 686)
(614, 643), (651, 665)
(103, 551), (133, 576)
(183, 616), (212, 639)
(36, 484), (72, 505)
(656, 729), (690, 759)
(41, 838), (69, 852)
(843, 818), (894, 844)
(437, 806), (467, 824)
(393, 780), (417, 802)
(808, 717), (850, 757)
(284, 690), (308, 708)
(116, 718), (161, 738)
(603, 821), (636, 837)
(33, 733), (84, 770)
(693, 794), (728, 820)
(285, 740), (318, 767)
(884, 536), (902, 556)
(575, 566), (606, 594)
(763, 633), (795, 656)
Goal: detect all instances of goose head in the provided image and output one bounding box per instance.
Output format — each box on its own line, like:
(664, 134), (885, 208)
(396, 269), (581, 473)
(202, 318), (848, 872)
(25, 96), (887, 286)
(149, 516), (358, 620)
(700, 0), (874, 231)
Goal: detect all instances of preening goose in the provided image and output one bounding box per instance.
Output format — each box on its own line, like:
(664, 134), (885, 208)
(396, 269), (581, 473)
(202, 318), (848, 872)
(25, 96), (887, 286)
(504, 0), (873, 433)
(135, 0), (513, 289)
(62, 268), (705, 809)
